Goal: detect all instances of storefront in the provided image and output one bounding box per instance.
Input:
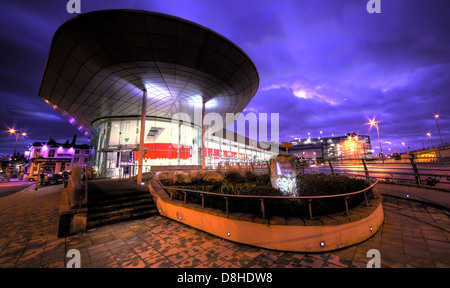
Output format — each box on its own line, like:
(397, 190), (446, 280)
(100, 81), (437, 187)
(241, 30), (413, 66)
(90, 116), (275, 178)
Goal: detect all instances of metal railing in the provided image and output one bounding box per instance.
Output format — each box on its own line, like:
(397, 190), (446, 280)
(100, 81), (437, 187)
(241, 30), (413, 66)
(151, 172), (379, 220)
(303, 157), (450, 189)
(217, 161), (270, 175)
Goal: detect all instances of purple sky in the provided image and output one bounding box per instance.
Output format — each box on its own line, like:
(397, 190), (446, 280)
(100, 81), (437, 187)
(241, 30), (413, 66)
(1, 0), (449, 156)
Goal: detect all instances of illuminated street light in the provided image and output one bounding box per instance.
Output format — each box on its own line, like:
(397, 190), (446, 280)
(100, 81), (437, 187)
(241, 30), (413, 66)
(426, 132), (432, 148)
(7, 128), (28, 171)
(369, 118), (384, 162)
(434, 114), (443, 147)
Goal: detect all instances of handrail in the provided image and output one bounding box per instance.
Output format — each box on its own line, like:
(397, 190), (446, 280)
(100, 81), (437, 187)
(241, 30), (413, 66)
(163, 178), (378, 200)
(305, 157), (450, 188)
(316, 167), (450, 178)
(150, 171), (378, 219)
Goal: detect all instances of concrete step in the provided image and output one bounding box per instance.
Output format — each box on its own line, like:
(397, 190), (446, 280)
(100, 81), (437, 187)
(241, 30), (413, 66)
(88, 202), (156, 221)
(87, 209), (158, 229)
(86, 188), (157, 230)
(88, 198), (155, 214)
(88, 193), (153, 208)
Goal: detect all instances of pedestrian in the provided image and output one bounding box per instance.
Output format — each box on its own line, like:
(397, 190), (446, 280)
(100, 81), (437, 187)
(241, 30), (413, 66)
(40, 171), (45, 185)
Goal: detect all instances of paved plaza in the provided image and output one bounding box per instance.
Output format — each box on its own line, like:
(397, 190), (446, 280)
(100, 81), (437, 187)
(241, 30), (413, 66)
(0, 182), (449, 268)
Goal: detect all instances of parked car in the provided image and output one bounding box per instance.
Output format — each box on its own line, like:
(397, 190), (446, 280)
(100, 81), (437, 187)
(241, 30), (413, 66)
(25, 174), (47, 182)
(45, 174), (65, 185)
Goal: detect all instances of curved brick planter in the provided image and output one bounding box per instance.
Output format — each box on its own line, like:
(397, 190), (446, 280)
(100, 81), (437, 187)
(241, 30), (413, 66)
(148, 178), (384, 252)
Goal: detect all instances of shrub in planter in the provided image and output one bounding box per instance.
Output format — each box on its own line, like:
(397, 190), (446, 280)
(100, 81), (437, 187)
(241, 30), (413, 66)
(244, 170), (259, 182)
(164, 171), (371, 218)
(202, 171), (225, 183)
(224, 169), (246, 183)
(172, 173), (192, 184)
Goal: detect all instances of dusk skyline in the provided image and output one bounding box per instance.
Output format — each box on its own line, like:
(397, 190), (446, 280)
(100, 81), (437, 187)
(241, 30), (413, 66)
(1, 0), (449, 156)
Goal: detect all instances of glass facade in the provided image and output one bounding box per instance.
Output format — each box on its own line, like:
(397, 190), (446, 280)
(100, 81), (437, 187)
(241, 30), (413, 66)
(288, 133), (373, 163)
(90, 116), (275, 178)
(322, 134), (372, 160)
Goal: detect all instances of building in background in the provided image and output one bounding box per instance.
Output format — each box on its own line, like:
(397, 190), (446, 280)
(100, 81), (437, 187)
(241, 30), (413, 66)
(287, 133), (373, 163)
(25, 136), (90, 176)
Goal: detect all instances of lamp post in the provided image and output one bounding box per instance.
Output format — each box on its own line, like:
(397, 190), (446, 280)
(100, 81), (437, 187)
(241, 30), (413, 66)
(434, 114), (443, 147)
(137, 90), (147, 185)
(7, 128), (27, 177)
(369, 118), (384, 162)
(426, 132), (432, 148)
(9, 128), (27, 160)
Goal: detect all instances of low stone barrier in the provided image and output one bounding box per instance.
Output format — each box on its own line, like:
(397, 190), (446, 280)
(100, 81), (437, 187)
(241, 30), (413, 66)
(57, 177), (87, 237)
(148, 177), (384, 252)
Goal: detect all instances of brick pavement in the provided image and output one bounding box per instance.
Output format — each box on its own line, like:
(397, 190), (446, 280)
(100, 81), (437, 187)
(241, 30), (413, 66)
(0, 183), (449, 268)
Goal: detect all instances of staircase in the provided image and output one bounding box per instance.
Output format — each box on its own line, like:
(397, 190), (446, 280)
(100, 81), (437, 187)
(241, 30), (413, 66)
(86, 180), (158, 230)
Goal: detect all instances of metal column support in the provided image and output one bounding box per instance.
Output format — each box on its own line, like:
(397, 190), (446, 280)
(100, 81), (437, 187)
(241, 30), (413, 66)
(201, 101), (206, 170)
(137, 90), (147, 184)
(328, 160), (334, 175)
(177, 121), (182, 165)
(410, 158), (421, 185)
(361, 159), (369, 179)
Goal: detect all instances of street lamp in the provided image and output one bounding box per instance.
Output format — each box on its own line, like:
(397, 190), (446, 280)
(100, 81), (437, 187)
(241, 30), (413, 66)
(426, 132), (432, 148)
(8, 128), (27, 160)
(7, 128), (28, 174)
(369, 118), (384, 162)
(434, 114), (443, 147)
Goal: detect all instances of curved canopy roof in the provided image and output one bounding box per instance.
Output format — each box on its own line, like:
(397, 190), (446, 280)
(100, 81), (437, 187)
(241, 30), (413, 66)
(39, 10), (259, 137)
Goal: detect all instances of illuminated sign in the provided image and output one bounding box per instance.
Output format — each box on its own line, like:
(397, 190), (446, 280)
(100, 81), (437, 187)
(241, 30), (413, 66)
(57, 154), (73, 157)
(276, 162), (292, 176)
(32, 158), (72, 163)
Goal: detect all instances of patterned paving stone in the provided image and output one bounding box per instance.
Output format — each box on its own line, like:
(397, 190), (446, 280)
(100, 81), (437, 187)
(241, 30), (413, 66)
(0, 182), (449, 268)
(298, 255), (326, 268)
